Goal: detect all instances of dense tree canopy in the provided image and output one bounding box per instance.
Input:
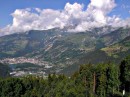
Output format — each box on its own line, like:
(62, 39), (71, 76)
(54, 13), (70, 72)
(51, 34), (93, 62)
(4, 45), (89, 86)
(0, 55), (130, 97)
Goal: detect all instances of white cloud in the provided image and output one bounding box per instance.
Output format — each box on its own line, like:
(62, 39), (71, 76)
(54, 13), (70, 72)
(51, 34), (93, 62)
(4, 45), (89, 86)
(86, 0), (116, 24)
(89, 0), (116, 12)
(0, 0), (130, 36)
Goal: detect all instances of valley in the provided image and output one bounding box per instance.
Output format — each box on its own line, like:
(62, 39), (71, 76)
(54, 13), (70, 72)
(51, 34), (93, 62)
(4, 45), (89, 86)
(0, 27), (130, 77)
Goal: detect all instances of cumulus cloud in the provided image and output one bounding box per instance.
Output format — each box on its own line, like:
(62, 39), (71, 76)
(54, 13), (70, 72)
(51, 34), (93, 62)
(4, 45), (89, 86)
(0, 0), (130, 36)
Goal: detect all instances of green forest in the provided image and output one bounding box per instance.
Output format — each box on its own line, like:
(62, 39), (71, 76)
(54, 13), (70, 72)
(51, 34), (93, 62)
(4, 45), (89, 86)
(0, 55), (130, 97)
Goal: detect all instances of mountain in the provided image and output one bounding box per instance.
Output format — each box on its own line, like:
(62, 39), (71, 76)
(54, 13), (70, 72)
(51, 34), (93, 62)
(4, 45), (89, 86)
(101, 35), (130, 60)
(0, 27), (130, 76)
(80, 32), (130, 65)
(100, 27), (130, 46)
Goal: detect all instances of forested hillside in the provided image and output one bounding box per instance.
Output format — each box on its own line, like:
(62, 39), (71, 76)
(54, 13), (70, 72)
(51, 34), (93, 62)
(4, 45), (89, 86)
(0, 63), (10, 77)
(0, 55), (130, 97)
(0, 27), (130, 76)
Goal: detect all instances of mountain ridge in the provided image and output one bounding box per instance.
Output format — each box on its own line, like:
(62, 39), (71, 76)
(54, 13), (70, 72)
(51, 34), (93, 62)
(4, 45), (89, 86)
(0, 27), (130, 76)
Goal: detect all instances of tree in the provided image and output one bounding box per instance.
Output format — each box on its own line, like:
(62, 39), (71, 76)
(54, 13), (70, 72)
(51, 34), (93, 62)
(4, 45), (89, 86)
(96, 63), (108, 97)
(78, 64), (96, 97)
(120, 55), (130, 93)
(106, 63), (120, 96)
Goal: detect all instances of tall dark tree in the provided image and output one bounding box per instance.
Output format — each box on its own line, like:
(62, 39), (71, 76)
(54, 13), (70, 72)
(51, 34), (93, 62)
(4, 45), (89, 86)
(106, 63), (120, 96)
(120, 55), (130, 93)
(96, 63), (108, 97)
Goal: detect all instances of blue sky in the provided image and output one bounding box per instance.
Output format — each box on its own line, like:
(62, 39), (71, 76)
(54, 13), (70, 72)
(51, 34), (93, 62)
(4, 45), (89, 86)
(109, 0), (130, 18)
(0, 0), (130, 27)
(0, 0), (89, 27)
(0, 0), (130, 36)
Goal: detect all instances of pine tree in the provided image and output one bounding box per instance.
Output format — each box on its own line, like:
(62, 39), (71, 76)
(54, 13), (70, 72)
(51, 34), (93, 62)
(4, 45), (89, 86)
(120, 55), (130, 93)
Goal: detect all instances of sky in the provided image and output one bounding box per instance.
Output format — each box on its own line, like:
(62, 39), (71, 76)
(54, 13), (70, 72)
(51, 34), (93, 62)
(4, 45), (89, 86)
(0, 0), (130, 36)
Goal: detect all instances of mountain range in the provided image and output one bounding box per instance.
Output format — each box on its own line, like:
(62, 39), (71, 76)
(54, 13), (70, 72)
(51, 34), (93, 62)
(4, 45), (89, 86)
(0, 26), (130, 76)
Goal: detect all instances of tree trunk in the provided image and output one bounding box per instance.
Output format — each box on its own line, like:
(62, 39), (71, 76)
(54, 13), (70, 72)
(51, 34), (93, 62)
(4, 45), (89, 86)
(93, 72), (96, 94)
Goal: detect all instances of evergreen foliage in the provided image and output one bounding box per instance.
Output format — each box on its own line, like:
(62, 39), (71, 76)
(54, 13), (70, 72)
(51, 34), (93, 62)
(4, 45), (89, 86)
(0, 55), (130, 97)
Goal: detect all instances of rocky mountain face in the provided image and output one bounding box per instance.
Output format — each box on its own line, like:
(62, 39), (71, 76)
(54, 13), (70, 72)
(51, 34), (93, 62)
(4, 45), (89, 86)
(0, 27), (130, 76)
